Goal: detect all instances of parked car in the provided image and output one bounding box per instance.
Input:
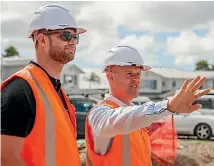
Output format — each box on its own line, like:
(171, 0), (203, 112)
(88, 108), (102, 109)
(205, 89), (214, 95)
(193, 95), (214, 115)
(68, 95), (99, 138)
(174, 111), (214, 140)
(132, 96), (151, 105)
(168, 93), (214, 115)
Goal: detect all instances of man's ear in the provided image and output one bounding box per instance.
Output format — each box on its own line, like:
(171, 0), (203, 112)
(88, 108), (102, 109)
(106, 72), (114, 82)
(37, 33), (48, 47)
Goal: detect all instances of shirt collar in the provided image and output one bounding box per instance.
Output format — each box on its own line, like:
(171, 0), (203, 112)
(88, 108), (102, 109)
(104, 94), (134, 106)
(29, 61), (61, 92)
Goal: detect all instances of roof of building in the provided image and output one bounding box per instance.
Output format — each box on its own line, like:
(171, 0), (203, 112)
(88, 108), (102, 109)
(2, 56), (85, 74)
(79, 67), (214, 89)
(149, 67), (214, 79)
(63, 63), (85, 74)
(1, 56), (34, 66)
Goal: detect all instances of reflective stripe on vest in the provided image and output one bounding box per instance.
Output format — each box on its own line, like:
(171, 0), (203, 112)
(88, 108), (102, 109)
(27, 70), (56, 166)
(123, 134), (130, 166)
(87, 134), (130, 166)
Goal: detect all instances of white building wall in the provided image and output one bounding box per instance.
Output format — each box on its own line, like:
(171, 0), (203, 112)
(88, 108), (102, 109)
(169, 79), (185, 90)
(205, 80), (214, 89)
(140, 71), (162, 93)
(1, 58), (81, 88)
(62, 66), (81, 87)
(162, 78), (213, 91)
(1, 65), (25, 81)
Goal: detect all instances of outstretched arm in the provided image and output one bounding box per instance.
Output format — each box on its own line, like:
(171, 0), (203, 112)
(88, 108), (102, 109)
(88, 100), (171, 137)
(88, 76), (210, 138)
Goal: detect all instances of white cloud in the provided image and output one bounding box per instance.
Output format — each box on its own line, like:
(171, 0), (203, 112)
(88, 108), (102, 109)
(78, 1), (214, 32)
(120, 2), (214, 32)
(1, 1), (214, 68)
(75, 2), (121, 64)
(76, 27), (119, 65)
(119, 35), (160, 66)
(166, 27), (214, 65)
(1, 11), (22, 22)
(1, 1), (91, 49)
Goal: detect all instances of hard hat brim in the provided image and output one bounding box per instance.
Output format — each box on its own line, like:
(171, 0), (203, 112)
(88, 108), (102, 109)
(142, 65), (151, 71)
(27, 26), (87, 38)
(101, 64), (151, 73)
(76, 27), (87, 34)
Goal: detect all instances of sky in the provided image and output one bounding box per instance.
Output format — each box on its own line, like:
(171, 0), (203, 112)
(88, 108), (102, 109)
(1, 1), (214, 71)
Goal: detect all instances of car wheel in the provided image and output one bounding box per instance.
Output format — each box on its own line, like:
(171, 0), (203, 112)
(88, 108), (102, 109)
(194, 123), (212, 140)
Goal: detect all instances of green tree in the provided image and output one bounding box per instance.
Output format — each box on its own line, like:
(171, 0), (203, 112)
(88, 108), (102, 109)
(84, 72), (100, 89)
(195, 60), (210, 71)
(2, 45), (19, 57)
(210, 64), (214, 71)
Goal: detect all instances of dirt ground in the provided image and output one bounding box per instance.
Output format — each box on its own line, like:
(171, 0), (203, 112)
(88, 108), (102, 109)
(78, 138), (214, 166)
(172, 139), (214, 166)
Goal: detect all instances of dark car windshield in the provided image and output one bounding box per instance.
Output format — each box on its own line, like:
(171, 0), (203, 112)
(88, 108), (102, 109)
(69, 98), (96, 112)
(193, 99), (214, 109)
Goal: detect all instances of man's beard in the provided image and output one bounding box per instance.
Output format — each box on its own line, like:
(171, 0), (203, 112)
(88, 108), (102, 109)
(48, 38), (75, 64)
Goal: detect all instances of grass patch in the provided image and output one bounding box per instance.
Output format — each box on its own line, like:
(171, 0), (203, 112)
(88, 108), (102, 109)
(179, 139), (209, 145)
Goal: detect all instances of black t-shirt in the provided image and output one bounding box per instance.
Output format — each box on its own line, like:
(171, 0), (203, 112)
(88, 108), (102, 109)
(1, 61), (68, 137)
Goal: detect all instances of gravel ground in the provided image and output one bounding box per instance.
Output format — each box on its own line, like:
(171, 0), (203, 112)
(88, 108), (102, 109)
(78, 138), (214, 166)
(173, 139), (214, 166)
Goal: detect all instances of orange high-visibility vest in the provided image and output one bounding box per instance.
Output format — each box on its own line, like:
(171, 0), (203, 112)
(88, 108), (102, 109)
(85, 100), (152, 166)
(1, 64), (81, 166)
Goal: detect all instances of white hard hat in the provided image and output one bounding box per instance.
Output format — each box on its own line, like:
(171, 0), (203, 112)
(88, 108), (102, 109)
(27, 4), (87, 38)
(102, 45), (151, 72)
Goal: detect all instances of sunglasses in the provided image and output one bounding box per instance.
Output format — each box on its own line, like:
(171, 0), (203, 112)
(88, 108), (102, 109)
(40, 30), (79, 44)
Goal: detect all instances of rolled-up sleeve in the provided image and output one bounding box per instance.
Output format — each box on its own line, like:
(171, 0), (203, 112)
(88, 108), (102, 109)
(88, 100), (172, 138)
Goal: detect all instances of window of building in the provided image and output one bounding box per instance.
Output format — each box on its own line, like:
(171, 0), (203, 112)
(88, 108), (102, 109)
(73, 75), (77, 85)
(162, 81), (165, 87)
(64, 75), (77, 85)
(141, 80), (157, 89)
(64, 75), (73, 83)
(213, 81), (214, 89)
(172, 81), (176, 88)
